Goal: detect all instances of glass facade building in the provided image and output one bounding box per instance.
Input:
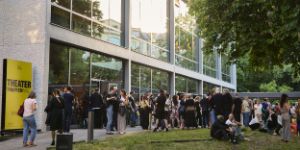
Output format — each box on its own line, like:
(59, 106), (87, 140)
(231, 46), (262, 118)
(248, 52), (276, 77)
(49, 0), (236, 96)
(0, 0), (237, 131)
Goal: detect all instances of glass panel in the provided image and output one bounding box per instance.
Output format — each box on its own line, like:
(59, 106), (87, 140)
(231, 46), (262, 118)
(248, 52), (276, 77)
(70, 48), (90, 85)
(92, 0), (122, 30)
(51, 0), (71, 8)
(152, 68), (169, 94)
(175, 55), (197, 71)
(72, 14), (91, 36)
(49, 42), (69, 90)
(221, 55), (231, 83)
(175, 75), (197, 94)
(91, 53), (124, 92)
(203, 82), (220, 95)
(51, 6), (70, 28)
(131, 63), (152, 99)
(203, 52), (217, 77)
(72, 0), (92, 17)
(92, 22), (121, 46)
(131, 0), (169, 61)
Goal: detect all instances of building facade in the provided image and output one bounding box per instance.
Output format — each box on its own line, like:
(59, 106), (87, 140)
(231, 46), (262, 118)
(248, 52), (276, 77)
(0, 0), (236, 131)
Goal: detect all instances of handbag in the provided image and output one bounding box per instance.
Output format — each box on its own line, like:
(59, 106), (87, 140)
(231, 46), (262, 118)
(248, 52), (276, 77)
(17, 102), (25, 117)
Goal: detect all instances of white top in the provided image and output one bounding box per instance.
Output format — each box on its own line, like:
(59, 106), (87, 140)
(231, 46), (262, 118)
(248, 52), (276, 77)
(249, 117), (258, 125)
(23, 98), (37, 117)
(226, 119), (237, 126)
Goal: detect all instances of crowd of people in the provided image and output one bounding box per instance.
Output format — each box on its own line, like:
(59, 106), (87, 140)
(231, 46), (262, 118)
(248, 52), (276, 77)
(20, 86), (300, 147)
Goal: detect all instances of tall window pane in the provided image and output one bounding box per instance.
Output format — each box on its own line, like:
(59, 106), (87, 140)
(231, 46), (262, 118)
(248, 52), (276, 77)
(221, 55), (231, 83)
(91, 53), (124, 92)
(72, 14), (91, 36)
(203, 52), (217, 78)
(73, 0), (92, 17)
(131, 0), (169, 62)
(51, 6), (70, 28)
(175, 75), (197, 94)
(49, 42), (69, 89)
(152, 68), (169, 94)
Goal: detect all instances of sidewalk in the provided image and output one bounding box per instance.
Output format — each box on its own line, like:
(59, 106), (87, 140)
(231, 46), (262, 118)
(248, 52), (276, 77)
(0, 127), (143, 150)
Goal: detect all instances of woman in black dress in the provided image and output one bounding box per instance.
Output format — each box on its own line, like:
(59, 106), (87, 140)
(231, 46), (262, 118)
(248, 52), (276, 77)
(184, 95), (197, 128)
(139, 95), (151, 130)
(153, 89), (168, 132)
(48, 89), (65, 146)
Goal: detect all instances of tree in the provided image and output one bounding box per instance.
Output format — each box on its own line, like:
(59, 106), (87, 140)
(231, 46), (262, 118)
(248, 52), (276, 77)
(259, 80), (293, 92)
(189, 0), (300, 75)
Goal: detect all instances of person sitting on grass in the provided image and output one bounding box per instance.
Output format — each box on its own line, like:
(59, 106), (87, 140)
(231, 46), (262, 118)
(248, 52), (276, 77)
(211, 115), (237, 144)
(226, 114), (244, 141)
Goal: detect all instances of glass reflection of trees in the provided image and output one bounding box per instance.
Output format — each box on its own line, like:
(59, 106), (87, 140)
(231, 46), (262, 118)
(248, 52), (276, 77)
(175, 0), (198, 71)
(175, 75), (197, 94)
(221, 55), (231, 83)
(203, 52), (217, 78)
(51, 0), (123, 46)
(131, 63), (169, 99)
(203, 82), (220, 95)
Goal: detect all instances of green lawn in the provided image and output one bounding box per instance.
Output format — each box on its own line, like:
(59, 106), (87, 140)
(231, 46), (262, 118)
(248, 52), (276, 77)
(71, 129), (300, 150)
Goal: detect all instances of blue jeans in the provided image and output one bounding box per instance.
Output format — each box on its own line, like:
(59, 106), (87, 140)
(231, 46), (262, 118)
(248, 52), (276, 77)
(106, 105), (113, 132)
(130, 111), (137, 126)
(210, 109), (216, 125)
(243, 112), (250, 127)
(23, 115), (37, 143)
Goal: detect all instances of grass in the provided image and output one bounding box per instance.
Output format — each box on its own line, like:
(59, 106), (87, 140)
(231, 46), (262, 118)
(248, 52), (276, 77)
(70, 128), (300, 150)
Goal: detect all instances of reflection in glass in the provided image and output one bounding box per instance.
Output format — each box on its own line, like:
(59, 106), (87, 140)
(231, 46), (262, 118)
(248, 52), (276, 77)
(72, 14), (91, 36)
(174, 1), (198, 71)
(51, 0), (71, 8)
(72, 0), (92, 17)
(91, 53), (124, 92)
(221, 55), (231, 83)
(152, 68), (169, 94)
(203, 82), (219, 95)
(203, 52), (217, 78)
(175, 75), (197, 94)
(70, 48), (90, 85)
(131, 0), (169, 62)
(49, 43), (69, 87)
(131, 63), (170, 99)
(51, 6), (70, 28)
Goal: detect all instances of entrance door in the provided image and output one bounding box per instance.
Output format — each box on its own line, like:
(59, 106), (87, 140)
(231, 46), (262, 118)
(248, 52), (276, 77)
(90, 78), (102, 94)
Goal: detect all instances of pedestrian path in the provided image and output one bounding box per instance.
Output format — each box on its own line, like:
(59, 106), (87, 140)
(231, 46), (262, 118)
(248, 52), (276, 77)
(0, 127), (143, 150)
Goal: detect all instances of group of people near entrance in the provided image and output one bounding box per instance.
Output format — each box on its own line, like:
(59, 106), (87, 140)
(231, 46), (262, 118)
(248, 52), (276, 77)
(21, 86), (300, 147)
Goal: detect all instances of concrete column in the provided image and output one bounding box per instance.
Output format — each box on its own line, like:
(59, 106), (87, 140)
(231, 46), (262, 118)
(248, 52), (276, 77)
(124, 0), (131, 49)
(169, 0), (175, 64)
(198, 39), (203, 74)
(124, 60), (131, 92)
(198, 80), (203, 96)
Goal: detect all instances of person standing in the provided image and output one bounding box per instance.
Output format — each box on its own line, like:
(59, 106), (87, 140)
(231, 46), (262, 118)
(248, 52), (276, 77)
(200, 94), (209, 128)
(179, 94), (186, 129)
(139, 95), (151, 130)
(280, 94), (291, 142)
(106, 87), (118, 134)
(171, 95), (179, 128)
(89, 88), (104, 128)
(242, 97), (251, 127)
(184, 95), (197, 128)
(232, 95), (243, 124)
(194, 96), (202, 127)
(128, 91), (137, 127)
(63, 86), (74, 132)
(153, 89), (168, 132)
(22, 91), (38, 147)
(49, 89), (65, 146)
(117, 90), (128, 134)
(222, 91), (233, 120)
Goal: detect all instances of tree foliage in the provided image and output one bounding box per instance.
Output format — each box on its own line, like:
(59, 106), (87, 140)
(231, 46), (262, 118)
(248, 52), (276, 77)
(189, 0), (300, 75)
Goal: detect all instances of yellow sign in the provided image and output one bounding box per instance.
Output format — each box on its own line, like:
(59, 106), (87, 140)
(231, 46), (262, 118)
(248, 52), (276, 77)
(2, 59), (32, 130)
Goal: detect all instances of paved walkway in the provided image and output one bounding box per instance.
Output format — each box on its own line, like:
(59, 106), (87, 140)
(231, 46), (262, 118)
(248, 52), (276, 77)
(1, 127), (143, 150)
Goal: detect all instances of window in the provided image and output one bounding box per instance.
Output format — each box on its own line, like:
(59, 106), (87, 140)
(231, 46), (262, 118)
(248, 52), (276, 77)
(203, 51), (217, 78)
(175, 75), (197, 94)
(221, 55), (231, 83)
(72, 14), (91, 36)
(51, 6), (70, 28)
(131, 0), (169, 62)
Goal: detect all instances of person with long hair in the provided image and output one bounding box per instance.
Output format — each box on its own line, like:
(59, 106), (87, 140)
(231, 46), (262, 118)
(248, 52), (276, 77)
(171, 95), (179, 128)
(118, 89), (128, 134)
(280, 94), (291, 142)
(22, 91), (38, 147)
(48, 89), (65, 146)
(139, 95), (151, 130)
(153, 89), (169, 132)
